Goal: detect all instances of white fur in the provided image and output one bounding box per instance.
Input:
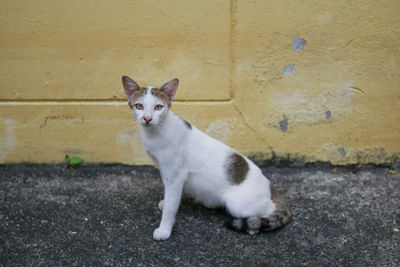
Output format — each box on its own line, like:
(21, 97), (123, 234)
(125, 79), (276, 241)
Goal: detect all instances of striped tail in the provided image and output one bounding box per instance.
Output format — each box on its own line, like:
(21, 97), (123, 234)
(224, 185), (292, 235)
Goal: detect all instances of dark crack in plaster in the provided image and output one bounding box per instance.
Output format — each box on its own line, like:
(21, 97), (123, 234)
(233, 103), (268, 146)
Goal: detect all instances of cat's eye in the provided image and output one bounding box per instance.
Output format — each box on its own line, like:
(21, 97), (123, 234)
(135, 103), (144, 110)
(154, 104), (164, 110)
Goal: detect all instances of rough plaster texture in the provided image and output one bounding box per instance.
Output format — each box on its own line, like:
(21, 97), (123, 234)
(1, 165), (399, 265)
(0, 0), (399, 164)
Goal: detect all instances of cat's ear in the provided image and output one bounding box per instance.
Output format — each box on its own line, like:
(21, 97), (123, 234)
(122, 76), (140, 100)
(160, 78), (179, 101)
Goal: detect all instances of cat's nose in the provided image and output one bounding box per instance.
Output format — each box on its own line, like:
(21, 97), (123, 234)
(143, 116), (152, 124)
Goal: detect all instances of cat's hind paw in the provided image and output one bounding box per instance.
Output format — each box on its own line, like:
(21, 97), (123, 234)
(158, 200), (164, 211)
(153, 228), (171, 240)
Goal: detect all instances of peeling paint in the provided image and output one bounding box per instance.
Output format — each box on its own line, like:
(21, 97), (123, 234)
(329, 83), (357, 104)
(0, 119), (17, 163)
(272, 81), (358, 127)
(279, 117), (288, 132)
(338, 147), (346, 156)
(205, 120), (232, 142)
(315, 12), (331, 24)
(320, 144), (348, 164)
(320, 145), (399, 165)
(282, 65), (295, 77)
(292, 38), (307, 52)
(116, 128), (146, 162)
(250, 147), (399, 166)
(325, 111), (331, 119)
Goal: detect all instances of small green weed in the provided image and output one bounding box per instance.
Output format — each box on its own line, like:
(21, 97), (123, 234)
(388, 162), (397, 175)
(65, 155), (83, 170)
(388, 162), (396, 171)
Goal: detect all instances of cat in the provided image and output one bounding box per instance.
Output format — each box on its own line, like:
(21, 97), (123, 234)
(122, 75), (291, 240)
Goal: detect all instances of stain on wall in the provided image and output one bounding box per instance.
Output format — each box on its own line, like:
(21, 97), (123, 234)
(338, 147), (346, 157)
(205, 120), (232, 142)
(0, 119), (17, 163)
(116, 127), (144, 162)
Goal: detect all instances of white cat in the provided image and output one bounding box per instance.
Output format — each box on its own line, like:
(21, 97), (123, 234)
(122, 76), (291, 240)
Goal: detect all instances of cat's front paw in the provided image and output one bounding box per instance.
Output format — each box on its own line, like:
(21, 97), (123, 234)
(153, 228), (171, 241)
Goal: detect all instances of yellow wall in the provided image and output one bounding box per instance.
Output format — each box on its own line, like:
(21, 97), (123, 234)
(1, 0), (399, 165)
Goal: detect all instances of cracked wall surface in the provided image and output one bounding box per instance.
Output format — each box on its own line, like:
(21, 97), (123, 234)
(0, 0), (399, 164)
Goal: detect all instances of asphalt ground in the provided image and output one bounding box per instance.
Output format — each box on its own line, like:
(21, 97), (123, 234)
(1, 164), (399, 266)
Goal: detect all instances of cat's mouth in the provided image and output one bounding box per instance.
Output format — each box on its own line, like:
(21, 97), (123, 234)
(142, 122), (154, 127)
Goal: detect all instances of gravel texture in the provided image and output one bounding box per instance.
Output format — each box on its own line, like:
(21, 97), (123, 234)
(1, 164), (399, 266)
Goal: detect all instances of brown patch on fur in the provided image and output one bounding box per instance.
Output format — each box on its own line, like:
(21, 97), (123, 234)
(270, 185), (282, 206)
(128, 87), (146, 108)
(150, 88), (171, 107)
(227, 153), (249, 185)
(260, 185), (292, 230)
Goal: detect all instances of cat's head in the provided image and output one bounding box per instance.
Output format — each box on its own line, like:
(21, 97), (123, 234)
(122, 76), (179, 128)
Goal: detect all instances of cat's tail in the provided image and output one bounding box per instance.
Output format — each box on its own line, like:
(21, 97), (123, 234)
(224, 185), (292, 234)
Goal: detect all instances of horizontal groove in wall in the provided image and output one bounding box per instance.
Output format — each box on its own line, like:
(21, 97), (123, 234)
(0, 99), (234, 105)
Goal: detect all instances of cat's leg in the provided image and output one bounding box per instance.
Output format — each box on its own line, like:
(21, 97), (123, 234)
(153, 172), (186, 241)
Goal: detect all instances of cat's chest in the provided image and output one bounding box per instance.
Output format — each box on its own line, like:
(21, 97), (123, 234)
(142, 134), (184, 164)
